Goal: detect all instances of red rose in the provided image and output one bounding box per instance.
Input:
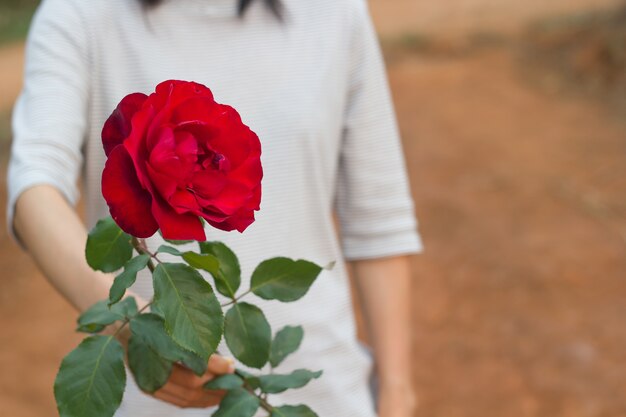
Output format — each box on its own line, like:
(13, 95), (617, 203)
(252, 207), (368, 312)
(101, 80), (262, 241)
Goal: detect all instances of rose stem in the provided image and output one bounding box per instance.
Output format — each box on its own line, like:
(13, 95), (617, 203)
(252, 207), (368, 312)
(105, 237), (160, 339)
(132, 237), (274, 411)
(131, 237), (159, 272)
(112, 300), (153, 339)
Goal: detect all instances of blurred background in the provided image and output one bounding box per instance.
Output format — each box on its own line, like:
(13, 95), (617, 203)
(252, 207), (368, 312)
(1, 0), (625, 416)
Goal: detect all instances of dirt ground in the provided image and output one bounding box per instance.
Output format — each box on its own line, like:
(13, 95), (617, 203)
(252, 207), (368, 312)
(1, 1), (626, 417)
(368, 0), (624, 37)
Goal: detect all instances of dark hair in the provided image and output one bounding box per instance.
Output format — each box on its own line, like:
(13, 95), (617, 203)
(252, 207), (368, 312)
(139, 0), (283, 19)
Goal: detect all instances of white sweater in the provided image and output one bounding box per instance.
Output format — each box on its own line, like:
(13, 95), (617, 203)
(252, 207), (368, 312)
(7, 0), (423, 415)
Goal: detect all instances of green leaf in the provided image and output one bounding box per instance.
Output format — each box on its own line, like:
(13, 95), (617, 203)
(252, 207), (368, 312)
(135, 313), (207, 375)
(131, 313), (207, 376)
(271, 405), (318, 417)
(224, 302), (271, 368)
(212, 388), (259, 417)
(77, 298), (137, 333)
(157, 245), (223, 292)
(203, 374), (243, 390)
(245, 375), (261, 390)
(258, 369), (323, 394)
(178, 349), (209, 376)
(118, 297), (139, 316)
(128, 339), (171, 393)
(270, 325), (304, 368)
(158, 244), (223, 283)
(128, 319), (173, 393)
(250, 258), (322, 302)
(150, 302), (165, 318)
(182, 252), (220, 276)
(157, 244), (184, 256)
(85, 217), (134, 273)
(235, 369), (261, 389)
(152, 263), (223, 361)
(54, 335), (126, 417)
(128, 313), (210, 391)
(108, 255), (150, 306)
(199, 241), (241, 298)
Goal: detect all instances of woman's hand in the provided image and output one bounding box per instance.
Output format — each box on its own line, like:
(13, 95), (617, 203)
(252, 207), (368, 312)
(350, 255), (416, 417)
(106, 324), (234, 408)
(153, 354), (235, 408)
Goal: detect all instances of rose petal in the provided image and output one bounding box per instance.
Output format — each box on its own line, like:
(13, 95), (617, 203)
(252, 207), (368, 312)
(145, 82), (210, 144)
(209, 107), (258, 169)
(173, 103), (257, 170)
(196, 209), (229, 223)
(247, 184), (262, 211)
(175, 120), (220, 142)
(147, 127), (196, 183)
(191, 170), (227, 200)
(207, 207), (255, 232)
(229, 155), (263, 188)
(102, 146), (158, 238)
(170, 97), (221, 126)
(148, 127), (176, 168)
(146, 120), (174, 152)
(169, 189), (201, 214)
(102, 93), (148, 156)
(155, 80), (214, 109)
(122, 104), (157, 191)
(210, 181), (253, 215)
(175, 130), (198, 161)
(146, 163), (178, 201)
(151, 194), (206, 241)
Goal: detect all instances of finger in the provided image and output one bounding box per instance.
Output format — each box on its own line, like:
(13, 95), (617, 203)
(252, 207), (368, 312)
(153, 378), (190, 403)
(207, 354), (235, 375)
(169, 363), (214, 388)
(153, 389), (189, 408)
(193, 392), (223, 408)
(158, 381), (225, 408)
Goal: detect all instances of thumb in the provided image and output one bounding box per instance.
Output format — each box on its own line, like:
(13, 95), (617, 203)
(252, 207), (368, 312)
(207, 354), (235, 376)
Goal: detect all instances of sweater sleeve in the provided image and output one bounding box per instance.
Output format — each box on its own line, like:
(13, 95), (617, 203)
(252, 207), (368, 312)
(6, 0), (89, 240)
(334, 0), (423, 260)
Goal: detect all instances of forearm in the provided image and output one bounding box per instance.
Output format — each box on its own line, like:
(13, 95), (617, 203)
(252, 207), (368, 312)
(14, 185), (118, 313)
(350, 255), (413, 388)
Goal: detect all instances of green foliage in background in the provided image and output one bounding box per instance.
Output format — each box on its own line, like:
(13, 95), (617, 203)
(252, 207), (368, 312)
(0, 111), (10, 144)
(0, 0), (39, 45)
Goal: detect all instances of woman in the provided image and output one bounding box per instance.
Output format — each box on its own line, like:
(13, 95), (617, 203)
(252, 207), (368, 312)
(7, 0), (422, 415)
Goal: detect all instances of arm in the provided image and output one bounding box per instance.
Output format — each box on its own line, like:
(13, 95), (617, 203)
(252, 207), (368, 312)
(14, 184), (234, 410)
(351, 255), (417, 417)
(336, 4), (422, 414)
(14, 185), (120, 313)
(10, 3), (231, 407)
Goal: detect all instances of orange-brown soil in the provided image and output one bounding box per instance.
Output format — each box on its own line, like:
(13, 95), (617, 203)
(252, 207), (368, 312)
(1, 1), (625, 416)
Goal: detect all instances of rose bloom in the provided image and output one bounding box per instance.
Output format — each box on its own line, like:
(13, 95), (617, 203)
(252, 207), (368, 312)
(101, 80), (262, 241)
